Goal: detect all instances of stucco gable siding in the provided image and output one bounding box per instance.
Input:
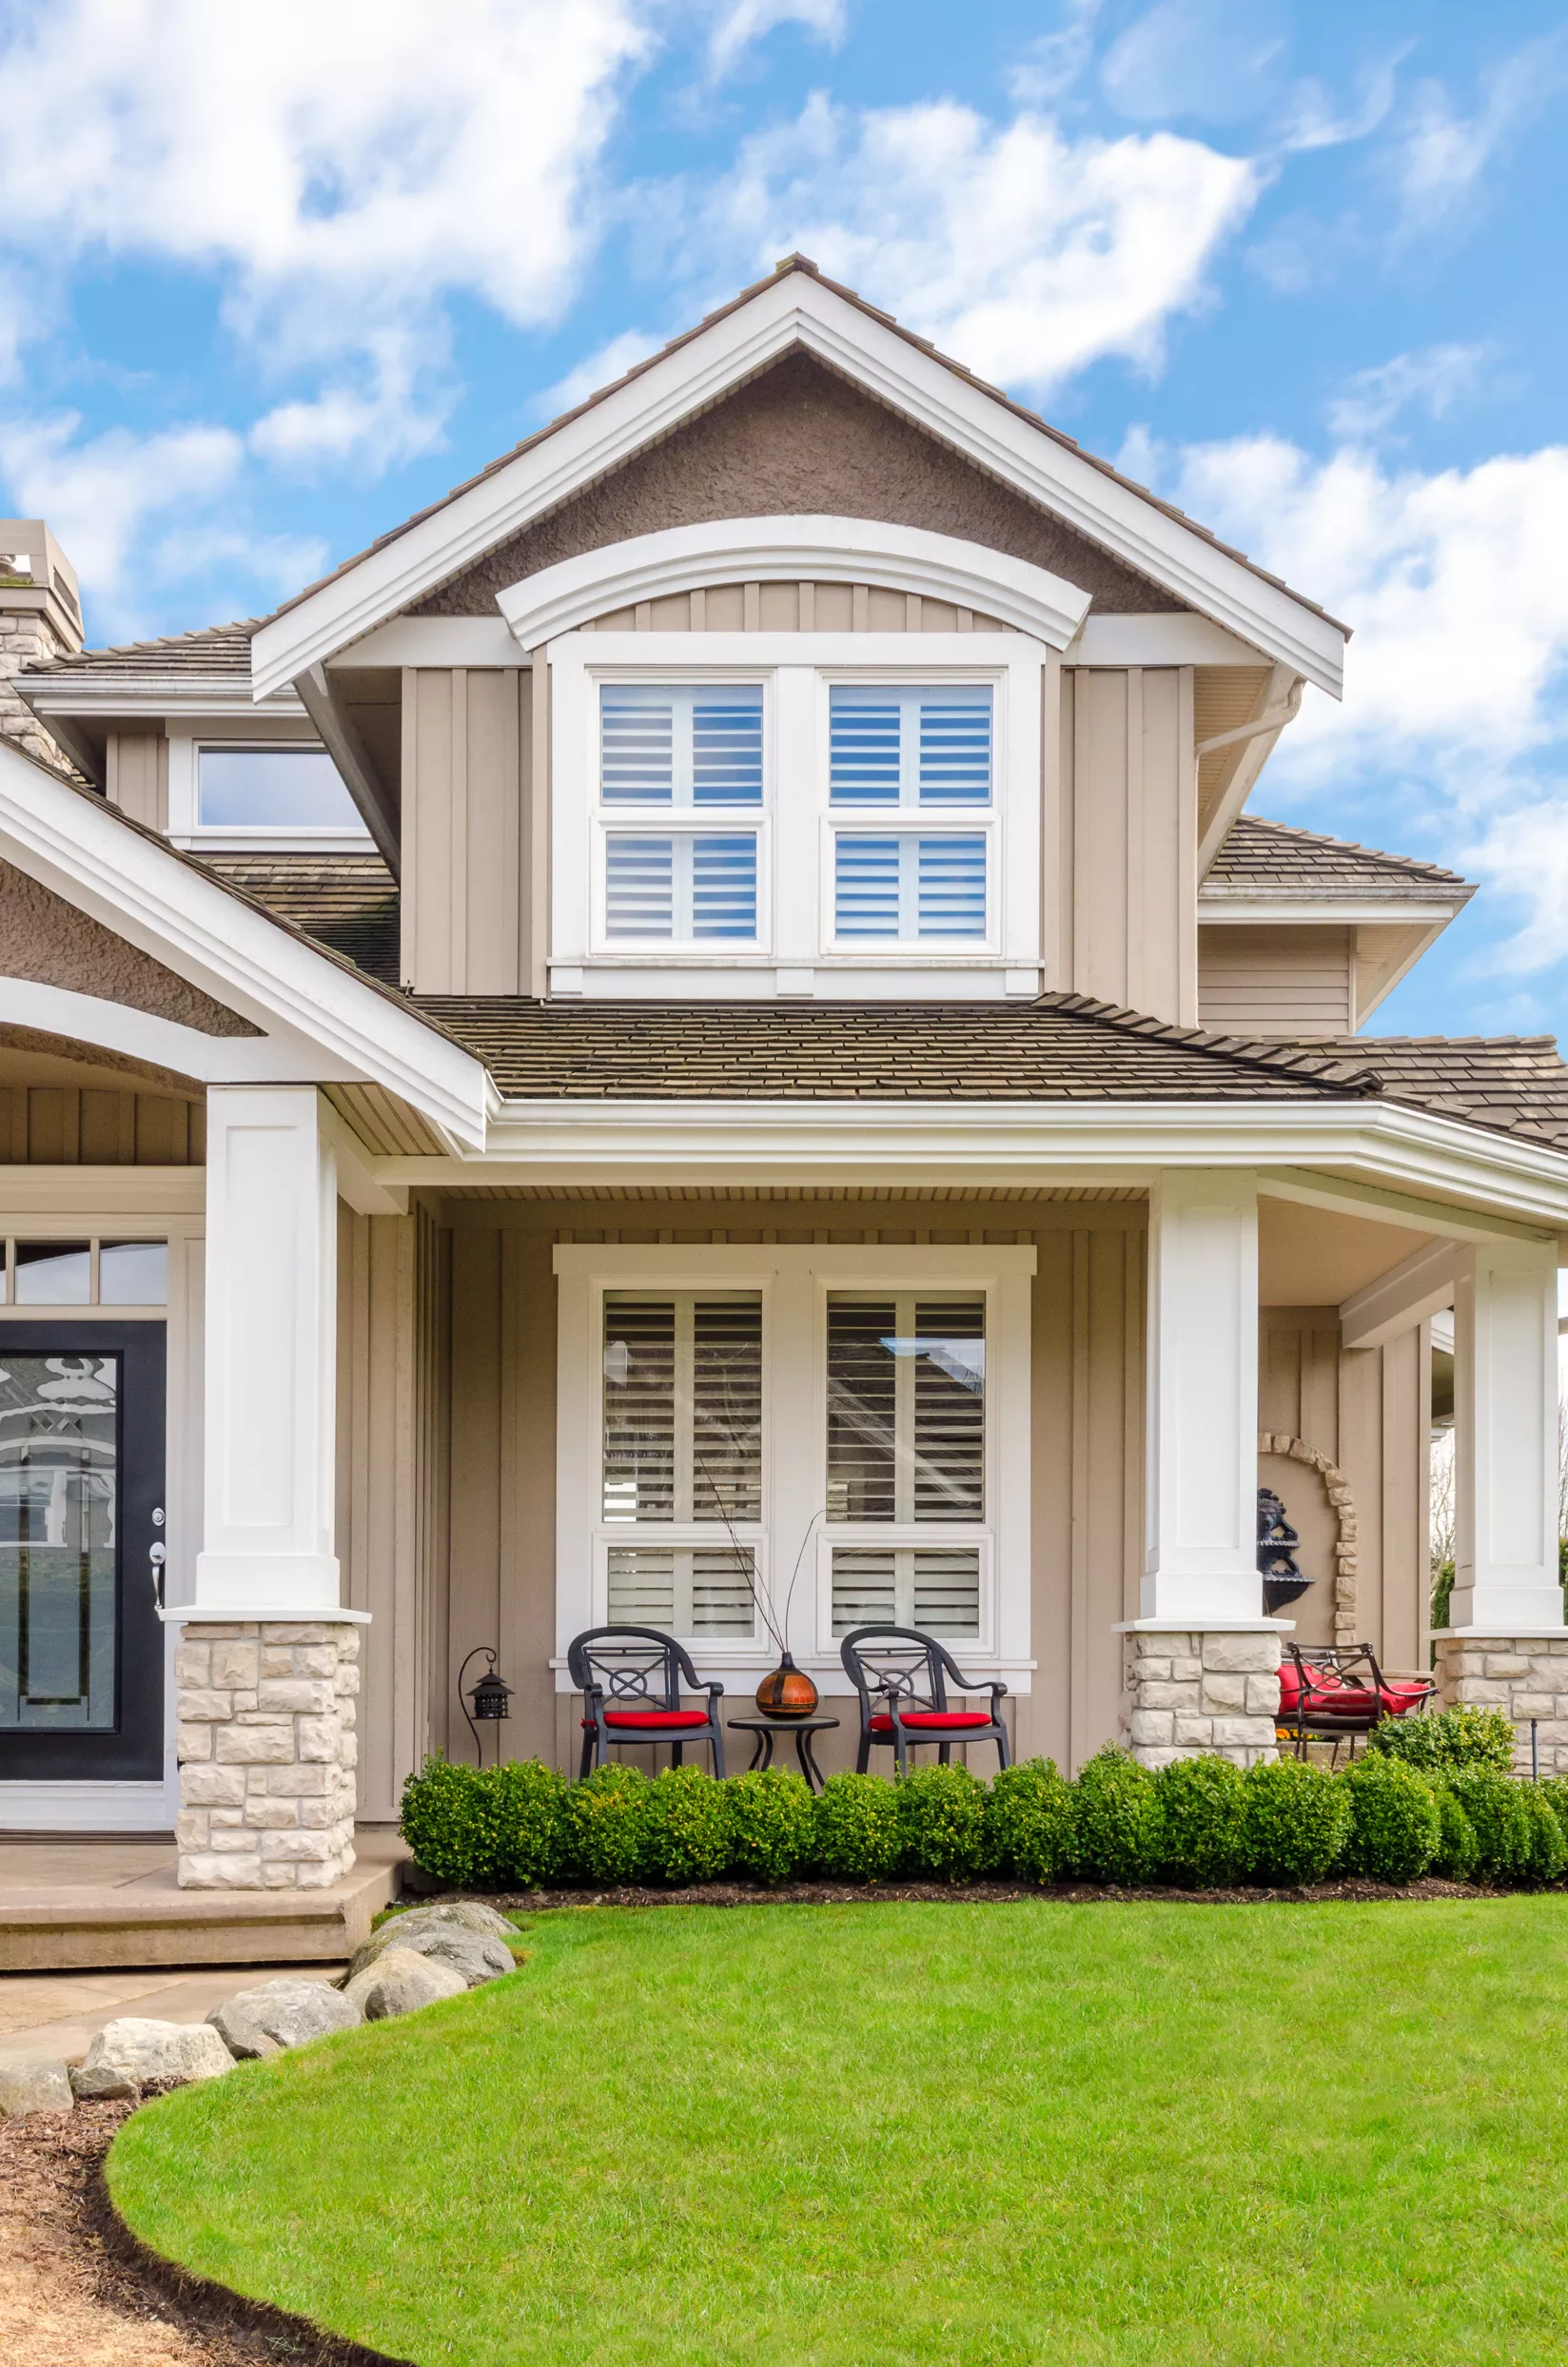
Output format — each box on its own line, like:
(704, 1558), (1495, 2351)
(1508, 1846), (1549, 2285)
(0, 855), (259, 1036)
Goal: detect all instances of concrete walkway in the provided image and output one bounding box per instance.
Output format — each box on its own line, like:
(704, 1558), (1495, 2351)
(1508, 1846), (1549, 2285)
(0, 1958), (349, 2066)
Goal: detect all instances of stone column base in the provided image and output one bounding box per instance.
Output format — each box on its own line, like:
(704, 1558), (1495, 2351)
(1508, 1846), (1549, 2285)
(1435, 1634), (1568, 1775)
(173, 1620), (361, 1889)
(1121, 1629), (1281, 1770)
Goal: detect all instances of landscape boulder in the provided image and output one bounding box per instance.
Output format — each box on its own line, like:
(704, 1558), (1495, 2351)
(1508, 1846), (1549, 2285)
(208, 1977), (363, 2061)
(70, 2018), (233, 2100)
(0, 2059), (73, 2117)
(342, 1946), (469, 2021)
(344, 1907), (519, 1989)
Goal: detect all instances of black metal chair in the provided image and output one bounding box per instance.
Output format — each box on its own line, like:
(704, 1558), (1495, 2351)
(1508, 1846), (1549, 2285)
(1277, 1642), (1436, 1765)
(838, 1625), (1009, 1775)
(567, 1626), (726, 1780)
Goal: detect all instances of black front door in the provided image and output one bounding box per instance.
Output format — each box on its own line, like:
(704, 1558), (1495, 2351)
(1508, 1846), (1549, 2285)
(0, 1324), (166, 1781)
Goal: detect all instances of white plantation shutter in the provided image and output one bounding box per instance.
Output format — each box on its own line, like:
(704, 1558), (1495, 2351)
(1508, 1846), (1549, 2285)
(607, 1546), (757, 1636)
(826, 1295), (986, 1526)
(600, 683), (762, 805)
(833, 834), (985, 941)
(915, 837), (986, 939)
(830, 1546), (981, 1638)
(606, 833), (756, 940)
(830, 684), (991, 806)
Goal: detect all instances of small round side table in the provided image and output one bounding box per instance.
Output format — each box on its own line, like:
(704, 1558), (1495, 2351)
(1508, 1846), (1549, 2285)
(727, 1713), (841, 1792)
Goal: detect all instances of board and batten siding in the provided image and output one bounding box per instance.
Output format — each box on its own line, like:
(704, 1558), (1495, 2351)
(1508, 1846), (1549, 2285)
(1199, 925), (1355, 1038)
(400, 667), (531, 994)
(106, 729), (169, 834)
(578, 580), (1015, 634)
(0, 1085), (203, 1163)
(1057, 667), (1197, 1026)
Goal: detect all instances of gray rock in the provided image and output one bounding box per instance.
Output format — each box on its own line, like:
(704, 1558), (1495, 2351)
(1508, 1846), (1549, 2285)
(208, 1978), (363, 2060)
(70, 2018), (233, 2099)
(0, 2059), (73, 2117)
(346, 1919), (517, 1988)
(356, 1902), (519, 1967)
(342, 1946), (468, 2021)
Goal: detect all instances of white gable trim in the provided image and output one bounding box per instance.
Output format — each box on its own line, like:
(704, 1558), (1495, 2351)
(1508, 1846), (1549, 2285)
(251, 272), (1348, 701)
(0, 740), (489, 1146)
(495, 517), (1091, 650)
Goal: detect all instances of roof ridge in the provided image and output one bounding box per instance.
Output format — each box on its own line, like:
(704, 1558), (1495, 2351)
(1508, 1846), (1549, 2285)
(1036, 989), (1380, 1097)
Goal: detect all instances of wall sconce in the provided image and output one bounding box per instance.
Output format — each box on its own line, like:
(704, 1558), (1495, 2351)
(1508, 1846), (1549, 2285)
(458, 1645), (513, 1768)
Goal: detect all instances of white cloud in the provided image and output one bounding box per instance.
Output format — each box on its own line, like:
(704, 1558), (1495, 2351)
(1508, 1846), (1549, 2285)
(0, 0), (649, 464)
(0, 412), (243, 598)
(536, 329), (663, 424)
(1384, 33), (1568, 237)
(1325, 343), (1486, 441)
(701, 92), (1259, 391)
(249, 332), (453, 475)
(705, 0), (844, 80)
(1007, 1), (1102, 107)
(1100, 0), (1290, 127)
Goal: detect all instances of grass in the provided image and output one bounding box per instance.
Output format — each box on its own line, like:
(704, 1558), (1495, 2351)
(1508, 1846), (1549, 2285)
(108, 1897), (1568, 2367)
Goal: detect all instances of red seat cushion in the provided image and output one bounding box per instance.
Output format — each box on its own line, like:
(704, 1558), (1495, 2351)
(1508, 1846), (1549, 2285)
(1380, 1681), (1436, 1718)
(868, 1711), (993, 1733)
(590, 1710), (712, 1731)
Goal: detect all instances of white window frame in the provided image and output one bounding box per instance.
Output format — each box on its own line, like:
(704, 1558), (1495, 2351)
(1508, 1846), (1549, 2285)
(167, 717), (372, 853)
(546, 633), (1045, 990)
(554, 1243), (1035, 1690)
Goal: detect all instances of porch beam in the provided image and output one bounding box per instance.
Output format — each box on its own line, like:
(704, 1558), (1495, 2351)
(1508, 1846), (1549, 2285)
(1140, 1168), (1264, 1623)
(320, 1101), (409, 1218)
(1257, 1166), (1556, 1246)
(1449, 1236), (1566, 1634)
(1340, 1239), (1457, 1351)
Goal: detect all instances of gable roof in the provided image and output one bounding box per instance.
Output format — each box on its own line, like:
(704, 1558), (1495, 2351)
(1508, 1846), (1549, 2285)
(248, 259), (1350, 699)
(1203, 816), (1475, 909)
(21, 619), (258, 683)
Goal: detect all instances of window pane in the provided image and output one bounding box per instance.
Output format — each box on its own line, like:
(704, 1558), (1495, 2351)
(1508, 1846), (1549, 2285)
(917, 836), (986, 938)
(918, 690), (990, 804)
(601, 690), (675, 803)
(603, 1294), (761, 1524)
(197, 747), (361, 829)
(691, 834), (756, 939)
(606, 836), (674, 937)
(830, 690), (902, 803)
(99, 1242), (167, 1306)
(692, 691), (762, 805)
(607, 1545), (756, 1637)
(0, 1354), (119, 1731)
(831, 1545), (980, 1638)
(14, 1242), (89, 1305)
(827, 1295), (985, 1524)
(833, 834), (902, 938)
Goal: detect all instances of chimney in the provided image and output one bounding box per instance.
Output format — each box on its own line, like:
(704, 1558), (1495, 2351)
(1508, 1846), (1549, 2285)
(0, 520), (86, 780)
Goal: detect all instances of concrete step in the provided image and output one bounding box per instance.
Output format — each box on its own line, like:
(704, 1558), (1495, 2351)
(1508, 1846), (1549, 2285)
(0, 1827), (408, 1971)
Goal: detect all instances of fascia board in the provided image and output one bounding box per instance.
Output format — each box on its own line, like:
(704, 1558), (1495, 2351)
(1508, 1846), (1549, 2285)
(328, 617), (523, 669)
(1070, 616), (1266, 666)
(1198, 898), (1468, 924)
(373, 1096), (1568, 1228)
(25, 685), (302, 716)
(496, 517), (1090, 649)
(250, 273), (1347, 699)
(0, 741), (488, 1145)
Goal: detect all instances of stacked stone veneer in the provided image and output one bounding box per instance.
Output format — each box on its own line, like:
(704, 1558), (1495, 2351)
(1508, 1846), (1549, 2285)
(174, 1621), (360, 1889)
(1123, 1629), (1282, 1769)
(1435, 1635), (1568, 1776)
(0, 595), (83, 780)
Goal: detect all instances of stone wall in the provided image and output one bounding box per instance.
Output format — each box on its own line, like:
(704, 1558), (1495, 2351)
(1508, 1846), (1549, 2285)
(173, 1619), (361, 1889)
(0, 604), (82, 780)
(1123, 1628), (1282, 1769)
(1435, 1634), (1568, 1776)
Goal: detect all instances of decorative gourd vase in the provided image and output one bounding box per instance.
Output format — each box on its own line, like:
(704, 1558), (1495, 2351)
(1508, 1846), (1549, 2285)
(755, 1653), (818, 1718)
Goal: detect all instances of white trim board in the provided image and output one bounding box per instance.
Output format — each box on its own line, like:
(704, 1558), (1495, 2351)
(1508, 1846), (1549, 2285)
(250, 270), (1348, 699)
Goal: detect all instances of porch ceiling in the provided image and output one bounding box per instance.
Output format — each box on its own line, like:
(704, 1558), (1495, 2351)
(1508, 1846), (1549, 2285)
(1259, 1197), (1429, 1306)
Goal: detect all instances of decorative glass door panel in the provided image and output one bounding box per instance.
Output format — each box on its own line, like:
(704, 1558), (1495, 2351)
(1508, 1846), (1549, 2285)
(0, 1324), (166, 1781)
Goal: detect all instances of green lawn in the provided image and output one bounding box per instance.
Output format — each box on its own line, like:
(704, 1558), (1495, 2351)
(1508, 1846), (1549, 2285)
(109, 1899), (1568, 2367)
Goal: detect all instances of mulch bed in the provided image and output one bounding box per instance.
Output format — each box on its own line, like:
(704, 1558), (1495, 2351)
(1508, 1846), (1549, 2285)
(405, 1874), (1491, 1910)
(0, 2100), (407, 2367)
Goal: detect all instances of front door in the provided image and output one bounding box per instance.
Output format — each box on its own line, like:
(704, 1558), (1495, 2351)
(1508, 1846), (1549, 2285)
(0, 1323), (167, 1781)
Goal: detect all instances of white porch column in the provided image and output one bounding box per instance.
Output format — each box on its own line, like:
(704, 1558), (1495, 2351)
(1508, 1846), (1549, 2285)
(171, 1086), (363, 1890)
(1120, 1170), (1278, 1769)
(1449, 1238), (1563, 1635)
(1142, 1168), (1263, 1623)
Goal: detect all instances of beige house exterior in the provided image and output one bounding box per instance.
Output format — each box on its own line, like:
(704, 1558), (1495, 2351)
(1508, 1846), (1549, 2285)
(0, 258), (1562, 1888)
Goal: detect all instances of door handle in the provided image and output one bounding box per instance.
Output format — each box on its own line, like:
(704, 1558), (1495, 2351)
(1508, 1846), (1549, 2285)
(149, 1539), (167, 1611)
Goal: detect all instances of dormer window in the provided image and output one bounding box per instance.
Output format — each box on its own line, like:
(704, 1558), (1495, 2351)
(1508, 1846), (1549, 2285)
(597, 681), (766, 949)
(196, 746), (362, 832)
(828, 682), (993, 947)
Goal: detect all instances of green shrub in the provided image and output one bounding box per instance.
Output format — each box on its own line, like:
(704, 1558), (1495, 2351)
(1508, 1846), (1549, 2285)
(895, 1763), (987, 1883)
(400, 1756), (501, 1888)
(490, 1758), (570, 1888)
(563, 1762), (649, 1884)
(1427, 1780), (1480, 1882)
(1339, 1756), (1441, 1885)
(640, 1766), (733, 1887)
(982, 1758), (1076, 1884)
(1155, 1755), (1248, 1888)
(1446, 1768), (1534, 1885)
(1367, 1706), (1516, 1775)
(1242, 1757), (1351, 1886)
(1537, 1774), (1568, 1852)
(725, 1768), (816, 1886)
(1519, 1784), (1568, 1886)
(813, 1772), (905, 1882)
(1071, 1748), (1164, 1886)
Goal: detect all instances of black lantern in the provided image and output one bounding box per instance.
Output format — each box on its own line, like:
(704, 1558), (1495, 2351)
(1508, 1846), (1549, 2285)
(1257, 1487), (1313, 1616)
(458, 1646), (513, 1767)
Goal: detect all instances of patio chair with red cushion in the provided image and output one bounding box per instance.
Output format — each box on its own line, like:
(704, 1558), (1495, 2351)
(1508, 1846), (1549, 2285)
(567, 1626), (726, 1780)
(839, 1625), (1010, 1776)
(1277, 1643), (1436, 1762)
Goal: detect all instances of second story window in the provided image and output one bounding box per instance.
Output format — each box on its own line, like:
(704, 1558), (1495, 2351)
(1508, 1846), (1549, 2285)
(197, 745), (362, 831)
(598, 682), (765, 948)
(828, 683), (993, 947)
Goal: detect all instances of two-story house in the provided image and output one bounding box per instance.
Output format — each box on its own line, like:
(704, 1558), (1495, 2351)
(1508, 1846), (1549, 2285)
(2, 257), (1564, 1912)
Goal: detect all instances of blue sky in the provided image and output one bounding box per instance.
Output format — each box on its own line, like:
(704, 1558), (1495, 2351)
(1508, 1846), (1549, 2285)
(0, 0), (1564, 1038)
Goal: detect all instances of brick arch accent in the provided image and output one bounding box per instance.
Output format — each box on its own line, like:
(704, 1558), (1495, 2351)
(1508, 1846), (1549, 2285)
(1259, 1432), (1359, 1647)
